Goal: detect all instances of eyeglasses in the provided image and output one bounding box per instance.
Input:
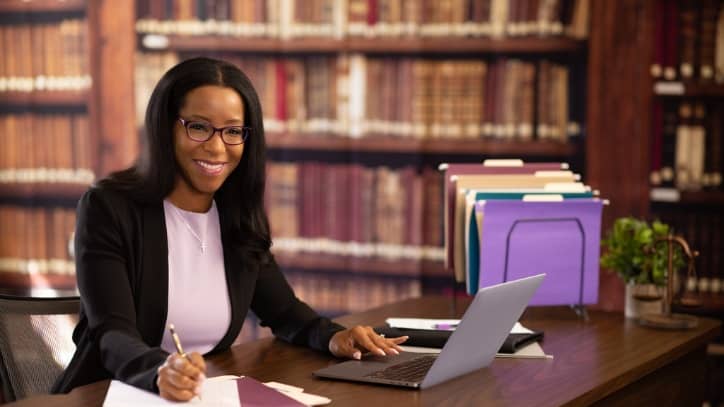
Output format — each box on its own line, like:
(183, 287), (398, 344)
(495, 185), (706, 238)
(178, 118), (251, 145)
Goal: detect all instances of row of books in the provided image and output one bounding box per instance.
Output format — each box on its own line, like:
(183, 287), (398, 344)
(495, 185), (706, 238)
(651, 0), (724, 83)
(266, 162), (444, 255)
(283, 270), (421, 315)
(654, 206), (723, 298)
(237, 270), (422, 342)
(0, 20), (91, 93)
(136, 0), (590, 39)
(137, 52), (577, 141)
(649, 100), (723, 192)
(0, 206), (76, 282)
(0, 114), (95, 186)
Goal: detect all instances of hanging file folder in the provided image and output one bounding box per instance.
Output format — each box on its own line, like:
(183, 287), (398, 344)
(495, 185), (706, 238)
(477, 199), (604, 305)
(465, 190), (595, 295)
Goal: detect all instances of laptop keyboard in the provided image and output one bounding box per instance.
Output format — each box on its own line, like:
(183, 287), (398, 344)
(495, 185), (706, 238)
(364, 355), (438, 382)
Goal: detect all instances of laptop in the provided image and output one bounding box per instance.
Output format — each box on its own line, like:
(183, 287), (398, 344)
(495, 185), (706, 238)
(313, 273), (545, 389)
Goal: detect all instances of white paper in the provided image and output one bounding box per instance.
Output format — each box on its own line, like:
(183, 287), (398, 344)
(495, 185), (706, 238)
(400, 341), (552, 359)
(510, 322), (534, 334)
(103, 376), (333, 407)
(264, 382), (332, 406)
(494, 342), (553, 359)
(385, 318), (460, 330)
(386, 318), (533, 334)
(264, 381), (305, 393)
(103, 378), (238, 407)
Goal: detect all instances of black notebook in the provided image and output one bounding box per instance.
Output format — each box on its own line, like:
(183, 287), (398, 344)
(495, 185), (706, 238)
(375, 326), (544, 354)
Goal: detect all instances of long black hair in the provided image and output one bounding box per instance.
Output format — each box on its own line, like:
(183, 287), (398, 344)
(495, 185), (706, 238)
(99, 56), (271, 261)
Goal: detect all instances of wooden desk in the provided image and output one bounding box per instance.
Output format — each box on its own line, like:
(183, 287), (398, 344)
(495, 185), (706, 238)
(5, 296), (721, 406)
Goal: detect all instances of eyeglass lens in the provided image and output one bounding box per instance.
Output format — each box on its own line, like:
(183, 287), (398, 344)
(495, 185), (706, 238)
(186, 121), (248, 144)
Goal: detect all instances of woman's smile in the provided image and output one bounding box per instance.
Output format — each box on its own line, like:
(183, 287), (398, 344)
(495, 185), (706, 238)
(193, 159), (226, 175)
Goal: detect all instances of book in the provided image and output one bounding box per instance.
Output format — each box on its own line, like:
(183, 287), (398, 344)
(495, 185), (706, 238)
(678, 0), (697, 80)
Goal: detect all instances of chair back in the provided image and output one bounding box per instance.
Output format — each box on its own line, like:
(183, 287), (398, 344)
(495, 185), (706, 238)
(0, 294), (80, 402)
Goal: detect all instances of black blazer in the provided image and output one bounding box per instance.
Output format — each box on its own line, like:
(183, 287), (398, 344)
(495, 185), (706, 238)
(53, 186), (345, 393)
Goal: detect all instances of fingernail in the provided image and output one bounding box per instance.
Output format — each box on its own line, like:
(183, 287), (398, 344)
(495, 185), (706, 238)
(376, 349), (386, 356)
(353, 351), (361, 360)
(199, 373), (206, 382)
(195, 385), (202, 394)
(390, 348), (399, 355)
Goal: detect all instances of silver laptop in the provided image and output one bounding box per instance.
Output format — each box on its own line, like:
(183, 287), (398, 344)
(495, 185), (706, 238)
(314, 274), (545, 389)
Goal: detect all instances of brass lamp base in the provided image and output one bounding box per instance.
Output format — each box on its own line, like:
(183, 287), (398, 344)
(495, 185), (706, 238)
(637, 313), (698, 330)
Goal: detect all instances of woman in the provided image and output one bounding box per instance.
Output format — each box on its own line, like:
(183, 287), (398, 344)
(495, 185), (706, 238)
(53, 57), (407, 401)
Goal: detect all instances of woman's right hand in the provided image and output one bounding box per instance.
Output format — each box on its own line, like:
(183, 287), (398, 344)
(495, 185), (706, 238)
(156, 352), (206, 401)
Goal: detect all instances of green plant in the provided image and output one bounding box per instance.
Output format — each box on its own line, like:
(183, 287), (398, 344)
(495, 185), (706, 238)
(600, 217), (684, 286)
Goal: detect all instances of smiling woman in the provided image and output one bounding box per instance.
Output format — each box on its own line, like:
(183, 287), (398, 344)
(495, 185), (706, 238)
(169, 85), (246, 212)
(51, 57), (407, 402)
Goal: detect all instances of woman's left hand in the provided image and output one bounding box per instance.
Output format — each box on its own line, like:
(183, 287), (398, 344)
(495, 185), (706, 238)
(329, 325), (408, 360)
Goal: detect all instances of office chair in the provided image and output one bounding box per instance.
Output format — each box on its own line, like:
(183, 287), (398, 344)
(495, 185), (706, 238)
(0, 294), (80, 402)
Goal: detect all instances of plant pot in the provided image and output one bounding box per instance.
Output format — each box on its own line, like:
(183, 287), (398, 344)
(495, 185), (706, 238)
(625, 283), (664, 319)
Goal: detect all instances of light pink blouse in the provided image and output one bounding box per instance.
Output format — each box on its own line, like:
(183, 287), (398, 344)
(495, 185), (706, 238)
(160, 199), (231, 355)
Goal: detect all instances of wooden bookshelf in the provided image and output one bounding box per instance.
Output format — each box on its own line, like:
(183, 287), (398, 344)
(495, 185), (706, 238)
(650, 189), (724, 205)
(0, 271), (76, 290)
(345, 37), (586, 54)
(0, 286), (78, 298)
(674, 295), (724, 316)
(266, 133), (576, 156)
(653, 81), (724, 98)
(0, 91), (88, 107)
(140, 34), (587, 55)
(274, 252), (446, 277)
(0, 0), (85, 13)
(0, 183), (88, 201)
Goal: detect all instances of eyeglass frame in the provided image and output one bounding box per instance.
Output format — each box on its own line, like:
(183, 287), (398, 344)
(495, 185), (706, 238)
(177, 117), (251, 145)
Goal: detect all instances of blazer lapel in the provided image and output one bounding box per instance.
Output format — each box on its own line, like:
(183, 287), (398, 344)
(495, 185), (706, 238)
(138, 201), (169, 346)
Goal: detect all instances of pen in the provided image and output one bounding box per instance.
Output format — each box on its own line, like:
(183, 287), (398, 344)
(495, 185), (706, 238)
(167, 324), (202, 400)
(168, 323), (186, 358)
(434, 323), (458, 330)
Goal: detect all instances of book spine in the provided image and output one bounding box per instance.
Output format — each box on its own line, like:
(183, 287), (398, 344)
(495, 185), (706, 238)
(697, 0), (719, 81)
(674, 102), (693, 190)
(649, 101), (664, 186)
(659, 101), (678, 188)
(704, 103), (722, 190)
(678, 0), (697, 80)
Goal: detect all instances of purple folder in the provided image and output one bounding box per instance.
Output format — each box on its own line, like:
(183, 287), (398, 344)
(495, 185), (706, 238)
(477, 200), (603, 305)
(236, 376), (305, 407)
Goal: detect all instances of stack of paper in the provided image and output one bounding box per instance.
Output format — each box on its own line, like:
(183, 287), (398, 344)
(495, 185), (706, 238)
(103, 375), (331, 407)
(386, 318), (552, 359)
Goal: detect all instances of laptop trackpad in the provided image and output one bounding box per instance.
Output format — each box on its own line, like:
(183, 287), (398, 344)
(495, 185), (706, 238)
(314, 351), (431, 377)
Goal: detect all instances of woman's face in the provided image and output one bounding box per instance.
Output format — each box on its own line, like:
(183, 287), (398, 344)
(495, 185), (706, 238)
(172, 85), (245, 207)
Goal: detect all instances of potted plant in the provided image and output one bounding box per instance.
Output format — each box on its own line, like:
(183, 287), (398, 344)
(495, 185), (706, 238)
(600, 217), (684, 318)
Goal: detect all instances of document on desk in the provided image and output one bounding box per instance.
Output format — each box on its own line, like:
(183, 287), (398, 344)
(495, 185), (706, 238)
(386, 318), (552, 359)
(400, 340), (552, 359)
(103, 375), (331, 406)
(386, 318), (532, 334)
(103, 378), (238, 407)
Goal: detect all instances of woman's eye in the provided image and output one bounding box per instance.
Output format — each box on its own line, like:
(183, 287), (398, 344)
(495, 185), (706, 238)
(189, 122), (208, 131)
